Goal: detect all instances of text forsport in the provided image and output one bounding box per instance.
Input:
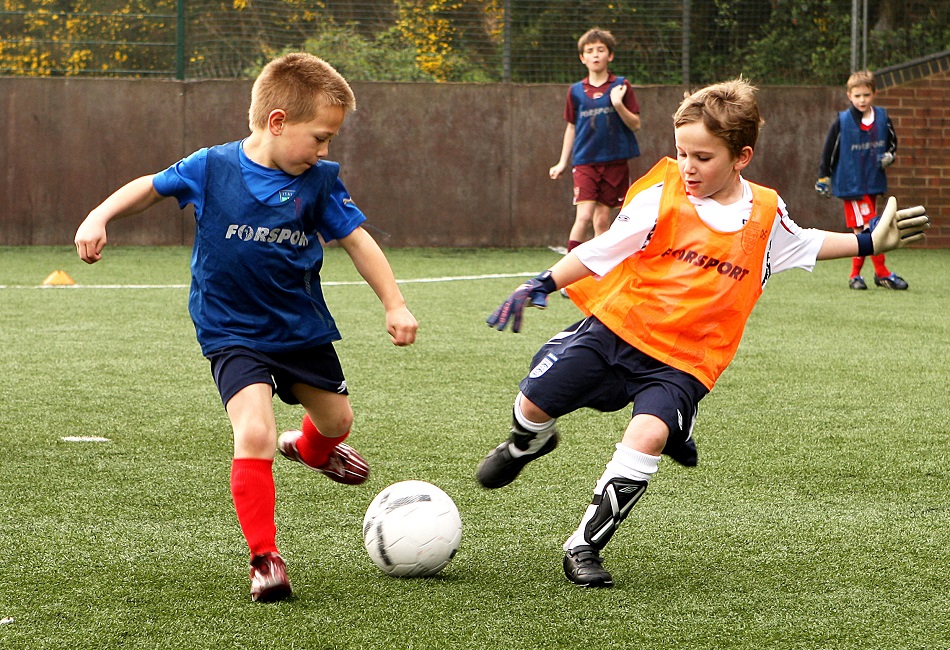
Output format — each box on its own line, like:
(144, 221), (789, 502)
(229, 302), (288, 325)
(225, 224), (310, 246)
(660, 247), (752, 281)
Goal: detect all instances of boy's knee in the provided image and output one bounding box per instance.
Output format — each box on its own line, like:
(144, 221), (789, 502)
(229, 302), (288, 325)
(233, 420), (277, 457)
(310, 407), (354, 438)
(621, 414), (670, 456)
(516, 393), (552, 424)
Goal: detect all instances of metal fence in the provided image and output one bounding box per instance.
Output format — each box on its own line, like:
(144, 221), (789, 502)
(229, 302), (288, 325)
(1, 1), (947, 85)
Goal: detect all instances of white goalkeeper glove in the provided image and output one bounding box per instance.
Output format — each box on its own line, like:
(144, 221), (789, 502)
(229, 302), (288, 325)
(869, 197), (930, 254)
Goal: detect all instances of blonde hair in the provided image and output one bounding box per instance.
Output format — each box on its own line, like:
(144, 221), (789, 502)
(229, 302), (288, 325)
(248, 53), (356, 130)
(577, 28), (616, 55)
(847, 69), (875, 93)
(673, 78), (764, 157)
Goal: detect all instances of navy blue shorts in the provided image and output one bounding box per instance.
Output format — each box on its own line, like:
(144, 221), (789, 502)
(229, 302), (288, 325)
(207, 344), (348, 408)
(519, 317), (709, 443)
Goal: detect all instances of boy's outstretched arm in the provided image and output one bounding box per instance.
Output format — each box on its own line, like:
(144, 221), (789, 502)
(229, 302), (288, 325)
(487, 253), (592, 333)
(817, 197), (929, 260)
(338, 226), (418, 346)
(75, 175), (164, 264)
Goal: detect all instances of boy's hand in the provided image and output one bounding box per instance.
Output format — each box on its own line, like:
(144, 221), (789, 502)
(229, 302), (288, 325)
(814, 177), (832, 198)
(549, 163), (567, 180)
(879, 152), (895, 169)
(869, 197), (930, 253)
(386, 306), (418, 346)
(609, 84), (627, 108)
(486, 271), (556, 333)
(75, 216), (109, 264)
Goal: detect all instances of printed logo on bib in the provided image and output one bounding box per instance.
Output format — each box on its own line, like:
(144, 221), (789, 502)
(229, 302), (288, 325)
(741, 221), (767, 254)
(225, 224), (310, 247)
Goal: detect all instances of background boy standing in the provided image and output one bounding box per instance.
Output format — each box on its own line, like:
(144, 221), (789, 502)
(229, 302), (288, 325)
(75, 53), (418, 602)
(483, 79), (928, 588)
(549, 28), (641, 253)
(816, 69), (904, 290)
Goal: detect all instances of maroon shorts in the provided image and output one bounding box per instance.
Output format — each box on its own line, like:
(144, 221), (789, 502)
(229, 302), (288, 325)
(572, 161), (630, 208)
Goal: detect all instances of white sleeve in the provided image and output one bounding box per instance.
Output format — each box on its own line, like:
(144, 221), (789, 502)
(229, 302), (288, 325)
(764, 198), (827, 279)
(573, 184), (662, 277)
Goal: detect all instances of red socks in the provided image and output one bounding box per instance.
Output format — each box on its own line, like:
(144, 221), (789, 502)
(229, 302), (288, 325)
(851, 256), (865, 278)
(230, 458), (278, 558)
(567, 240), (582, 252)
(296, 414), (348, 468)
(853, 255), (890, 279)
(230, 416), (350, 558)
(870, 254), (890, 278)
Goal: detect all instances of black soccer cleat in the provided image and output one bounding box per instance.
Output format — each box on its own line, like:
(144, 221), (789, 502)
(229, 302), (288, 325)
(476, 429), (559, 489)
(662, 436), (698, 467)
(563, 545), (613, 588)
(849, 276), (868, 290)
(874, 273), (908, 290)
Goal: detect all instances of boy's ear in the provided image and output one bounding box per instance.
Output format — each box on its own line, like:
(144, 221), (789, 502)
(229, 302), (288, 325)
(734, 146), (754, 171)
(268, 109), (287, 135)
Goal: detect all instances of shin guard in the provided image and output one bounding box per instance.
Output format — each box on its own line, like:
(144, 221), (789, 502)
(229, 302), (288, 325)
(583, 477), (648, 550)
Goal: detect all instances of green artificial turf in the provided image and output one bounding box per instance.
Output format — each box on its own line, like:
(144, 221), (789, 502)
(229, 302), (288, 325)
(0, 245), (947, 649)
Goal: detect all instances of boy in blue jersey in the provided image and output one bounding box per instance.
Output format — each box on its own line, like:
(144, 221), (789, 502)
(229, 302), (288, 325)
(549, 28), (641, 252)
(75, 53), (418, 602)
(816, 69), (905, 290)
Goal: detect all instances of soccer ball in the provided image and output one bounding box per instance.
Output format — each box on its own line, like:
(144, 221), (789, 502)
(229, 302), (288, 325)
(362, 480), (462, 577)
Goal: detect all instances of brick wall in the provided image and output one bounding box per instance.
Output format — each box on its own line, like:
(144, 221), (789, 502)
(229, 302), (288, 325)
(877, 53), (950, 248)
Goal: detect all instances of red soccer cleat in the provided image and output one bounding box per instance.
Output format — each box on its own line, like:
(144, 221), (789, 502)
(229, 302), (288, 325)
(277, 430), (370, 485)
(250, 552), (292, 602)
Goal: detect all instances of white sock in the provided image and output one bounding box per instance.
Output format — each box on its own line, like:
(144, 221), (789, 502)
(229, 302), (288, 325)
(509, 393), (556, 458)
(563, 443), (660, 551)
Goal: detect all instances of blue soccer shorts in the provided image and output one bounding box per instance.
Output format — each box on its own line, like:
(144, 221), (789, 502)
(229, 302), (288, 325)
(518, 317), (709, 443)
(207, 344), (348, 408)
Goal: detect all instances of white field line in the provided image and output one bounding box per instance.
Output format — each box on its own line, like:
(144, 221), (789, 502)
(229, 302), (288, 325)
(0, 272), (537, 290)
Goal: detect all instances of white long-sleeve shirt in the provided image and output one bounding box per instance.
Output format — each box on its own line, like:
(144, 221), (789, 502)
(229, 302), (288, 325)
(574, 177), (827, 287)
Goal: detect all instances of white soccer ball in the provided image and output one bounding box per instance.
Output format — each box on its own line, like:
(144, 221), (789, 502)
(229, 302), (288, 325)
(362, 480), (462, 577)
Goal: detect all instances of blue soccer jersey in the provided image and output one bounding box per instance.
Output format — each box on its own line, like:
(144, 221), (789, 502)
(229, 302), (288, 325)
(152, 140), (367, 355)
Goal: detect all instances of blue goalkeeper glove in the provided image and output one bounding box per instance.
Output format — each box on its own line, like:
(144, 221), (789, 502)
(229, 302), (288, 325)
(814, 177), (832, 198)
(486, 270), (556, 333)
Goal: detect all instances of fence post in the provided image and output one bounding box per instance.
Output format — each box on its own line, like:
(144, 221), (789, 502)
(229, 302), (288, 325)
(502, 0), (511, 82)
(176, 0), (185, 80)
(682, 0), (690, 86)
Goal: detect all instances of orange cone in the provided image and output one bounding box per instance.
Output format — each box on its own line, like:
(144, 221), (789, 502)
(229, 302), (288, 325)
(42, 270), (76, 286)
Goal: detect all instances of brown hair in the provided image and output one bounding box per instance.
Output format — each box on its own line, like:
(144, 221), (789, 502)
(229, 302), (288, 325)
(248, 53), (356, 130)
(846, 69), (875, 93)
(577, 28), (616, 55)
(673, 78), (764, 157)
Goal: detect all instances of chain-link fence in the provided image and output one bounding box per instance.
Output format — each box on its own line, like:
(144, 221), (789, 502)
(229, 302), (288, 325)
(1, 1), (947, 85)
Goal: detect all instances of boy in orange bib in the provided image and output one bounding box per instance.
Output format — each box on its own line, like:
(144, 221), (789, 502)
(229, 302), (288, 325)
(481, 79), (929, 588)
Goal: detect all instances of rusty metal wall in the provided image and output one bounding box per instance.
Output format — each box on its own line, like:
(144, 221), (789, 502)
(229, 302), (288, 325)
(1, 77), (849, 248)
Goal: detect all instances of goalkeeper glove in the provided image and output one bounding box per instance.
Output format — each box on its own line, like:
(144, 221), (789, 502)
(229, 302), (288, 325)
(486, 270), (556, 333)
(879, 152), (895, 169)
(814, 177), (832, 198)
(860, 197), (930, 254)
